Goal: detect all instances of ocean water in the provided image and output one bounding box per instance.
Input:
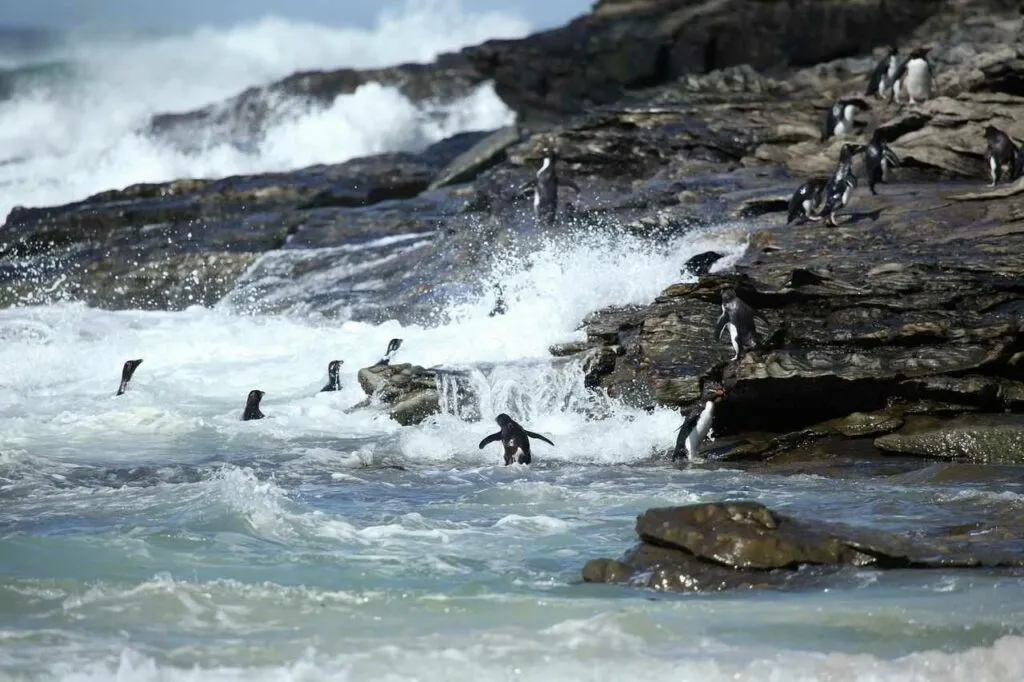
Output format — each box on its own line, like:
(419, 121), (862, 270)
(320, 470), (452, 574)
(3, 2), (1024, 681)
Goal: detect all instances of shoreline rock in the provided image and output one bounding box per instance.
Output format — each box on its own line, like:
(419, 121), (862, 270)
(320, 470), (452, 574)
(583, 500), (1024, 593)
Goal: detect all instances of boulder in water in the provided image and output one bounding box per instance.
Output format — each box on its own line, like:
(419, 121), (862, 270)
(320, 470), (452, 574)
(582, 500), (1024, 593)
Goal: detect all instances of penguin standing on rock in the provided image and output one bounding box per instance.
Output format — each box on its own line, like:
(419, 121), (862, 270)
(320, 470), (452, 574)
(478, 413), (554, 466)
(983, 125), (1019, 187)
(864, 129), (901, 195)
(517, 148), (580, 227)
(866, 46), (899, 100)
(242, 390), (265, 421)
(821, 98), (871, 142)
(713, 289), (766, 361)
(893, 47), (933, 105)
(814, 143), (861, 227)
(672, 382), (727, 462)
(320, 360), (343, 392)
(115, 359), (143, 396)
(787, 178), (828, 224)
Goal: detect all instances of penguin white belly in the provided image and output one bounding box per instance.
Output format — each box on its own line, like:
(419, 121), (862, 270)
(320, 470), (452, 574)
(533, 189), (541, 210)
(727, 323), (740, 359)
(802, 199), (813, 215)
(989, 155), (998, 185)
(905, 61), (931, 102)
(833, 120), (847, 137)
(841, 183), (853, 207)
(685, 401), (715, 460)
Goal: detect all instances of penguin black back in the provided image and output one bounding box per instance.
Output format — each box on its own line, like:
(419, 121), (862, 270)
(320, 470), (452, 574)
(864, 129), (900, 195)
(374, 338), (403, 366)
(478, 413), (554, 466)
(866, 46), (898, 99)
(672, 382), (727, 461)
(116, 359), (143, 396)
(983, 125), (1018, 186)
(683, 251), (724, 277)
(787, 178), (828, 224)
(320, 360), (343, 392)
(242, 390), (265, 421)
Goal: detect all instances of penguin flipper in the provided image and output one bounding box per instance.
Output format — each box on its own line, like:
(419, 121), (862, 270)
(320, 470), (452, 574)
(713, 311), (728, 340)
(525, 431), (554, 447)
(866, 60), (886, 96)
(515, 180), (537, 197)
(882, 145), (901, 168)
(479, 432), (502, 449)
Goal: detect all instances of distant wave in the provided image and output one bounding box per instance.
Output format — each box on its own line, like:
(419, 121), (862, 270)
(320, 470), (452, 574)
(0, 0), (530, 219)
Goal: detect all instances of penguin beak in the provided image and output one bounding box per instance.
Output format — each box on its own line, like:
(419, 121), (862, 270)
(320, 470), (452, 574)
(714, 387), (726, 398)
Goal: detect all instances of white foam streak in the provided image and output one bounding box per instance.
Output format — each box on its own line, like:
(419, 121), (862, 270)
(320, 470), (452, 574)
(43, 634), (1024, 682)
(0, 1), (528, 217)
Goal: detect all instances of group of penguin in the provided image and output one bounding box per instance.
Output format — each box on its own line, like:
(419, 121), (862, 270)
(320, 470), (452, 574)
(112, 337), (554, 467)
(787, 46), (1024, 228)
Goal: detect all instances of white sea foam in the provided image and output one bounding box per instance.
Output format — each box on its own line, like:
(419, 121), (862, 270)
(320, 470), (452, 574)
(0, 227), (748, 467)
(0, 0), (528, 219)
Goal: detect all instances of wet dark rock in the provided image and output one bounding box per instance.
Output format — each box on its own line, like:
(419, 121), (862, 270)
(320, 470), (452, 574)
(354, 362), (479, 426)
(355, 363), (445, 426)
(875, 413), (1024, 464)
(428, 126), (522, 190)
(583, 500), (1024, 593)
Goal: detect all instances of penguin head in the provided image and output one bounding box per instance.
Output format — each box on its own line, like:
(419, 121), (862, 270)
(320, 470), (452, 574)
(701, 382), (727, 402)
(495, 413), (514, 427)
(887, 45), (898, 57)
(327, 360), (343, 378)
(121, 358), (143, 380)
(720, 288), (737, 304)
(909, 46), (931, 60)
(386, 338), (403, 355)
(246, 389), (265, 405)
(839, 143), (863, 162)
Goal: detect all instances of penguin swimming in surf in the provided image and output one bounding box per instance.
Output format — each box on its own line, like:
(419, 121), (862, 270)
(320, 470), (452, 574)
(864, 128), (901, 195)
(814, 143), (861, 227)
(478, 413), (554, 466)
(672, 382), (727, 462)
(517, 148), (580, 227)
(115, 359), (143, 396)
(821, 98), (870, 142)
(373, 338), (403, 367)
(866, 46), (899, 100)
(242, 390), (265, 421)
(787, 178), (828, 224)
(320, 360), (343, 392)
(893, 47), (932, 105)
(983, 125), (1019, 187)
(489, 284), (508, 317)
(683, 251), (724, 277)
(713, 289), (766, 361)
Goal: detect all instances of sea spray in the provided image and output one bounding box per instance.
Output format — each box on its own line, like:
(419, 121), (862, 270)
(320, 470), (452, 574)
(0, 1), (528, 219)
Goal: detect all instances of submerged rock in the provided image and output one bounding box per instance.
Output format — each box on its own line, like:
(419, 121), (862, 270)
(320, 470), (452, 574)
(583, 501), (1024, 593)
